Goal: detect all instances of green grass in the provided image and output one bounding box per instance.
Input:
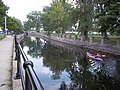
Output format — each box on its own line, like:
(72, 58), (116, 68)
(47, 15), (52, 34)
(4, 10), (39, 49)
(109, 36), (120, 38)
(108, 36), (120, 45)
(64, 33), (120, 45)
(0, 35), (6, 40)
(92, 35), (120, 45)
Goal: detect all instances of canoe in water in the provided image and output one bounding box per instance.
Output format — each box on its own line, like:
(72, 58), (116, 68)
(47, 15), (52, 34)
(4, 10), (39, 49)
(86, 52), (103, 61)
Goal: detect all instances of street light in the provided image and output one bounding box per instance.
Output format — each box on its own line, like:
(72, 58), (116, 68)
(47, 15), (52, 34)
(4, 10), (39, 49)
(4, 16), (8, 34)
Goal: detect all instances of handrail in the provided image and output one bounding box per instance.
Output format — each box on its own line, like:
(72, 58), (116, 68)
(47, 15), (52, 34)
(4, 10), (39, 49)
(15, 35), (44, 90)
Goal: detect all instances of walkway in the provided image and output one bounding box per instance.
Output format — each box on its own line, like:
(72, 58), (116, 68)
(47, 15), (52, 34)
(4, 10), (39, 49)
(0, 35), (22, 90)
(0, 35), (13, 90)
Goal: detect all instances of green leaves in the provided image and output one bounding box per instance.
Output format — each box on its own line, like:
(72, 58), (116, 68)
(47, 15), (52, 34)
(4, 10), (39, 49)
(0, 0), (8, 16)
(96, 0), (120, 36)
(41, 1), (72, 34)
(48, 1), (67, 33)
(24, 11), (41, 32)
(7, 16), (23, 33)
(23, 0), (119, 36)
(0, 0), (23, 33)
(0, 0), (9, 28)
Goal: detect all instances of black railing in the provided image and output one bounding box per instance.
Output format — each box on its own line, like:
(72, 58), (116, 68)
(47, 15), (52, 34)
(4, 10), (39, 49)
(15, 35), (44, 90)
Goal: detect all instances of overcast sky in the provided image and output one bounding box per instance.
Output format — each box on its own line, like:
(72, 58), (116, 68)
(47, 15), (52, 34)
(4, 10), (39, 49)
(3, 0), (52, 22)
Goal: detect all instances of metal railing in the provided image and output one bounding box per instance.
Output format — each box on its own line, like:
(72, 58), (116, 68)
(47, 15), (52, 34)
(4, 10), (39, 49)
(15, 35), (44, 90)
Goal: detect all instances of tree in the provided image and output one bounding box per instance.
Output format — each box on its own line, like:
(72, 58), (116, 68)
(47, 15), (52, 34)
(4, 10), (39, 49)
(95, 0), (110, 39)
(70, 0), (94, 40)
(61, 0), (73, 33)
(7, 16), (24, 33)
(48, 1), (65, 33)
(41, 6), (53, 35)
(106, 0), (120, 35)
(23, 21), (32, 31)
(0, 0), (9, 29)
(95, 0), (120, 38)
(26, 11), (41, 32)
(41, 1), (72, 35)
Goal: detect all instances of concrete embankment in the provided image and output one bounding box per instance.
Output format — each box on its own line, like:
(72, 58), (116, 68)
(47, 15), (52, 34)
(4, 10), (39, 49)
(29, 32), (120, 56)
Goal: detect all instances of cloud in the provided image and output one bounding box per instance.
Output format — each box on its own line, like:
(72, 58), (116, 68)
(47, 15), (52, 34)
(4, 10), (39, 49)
(3, 0), (52, 22)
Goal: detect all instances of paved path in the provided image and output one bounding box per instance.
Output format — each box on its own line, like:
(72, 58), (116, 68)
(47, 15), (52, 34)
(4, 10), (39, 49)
(0, 36), (13, 90)
(0, 35), (22, 90)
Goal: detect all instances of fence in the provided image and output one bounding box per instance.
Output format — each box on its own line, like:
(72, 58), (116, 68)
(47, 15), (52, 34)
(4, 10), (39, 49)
(14, 35), (44, 90)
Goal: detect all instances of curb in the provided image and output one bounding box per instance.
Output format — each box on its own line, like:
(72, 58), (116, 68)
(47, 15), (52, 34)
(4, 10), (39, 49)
(12, 38), (22, 90)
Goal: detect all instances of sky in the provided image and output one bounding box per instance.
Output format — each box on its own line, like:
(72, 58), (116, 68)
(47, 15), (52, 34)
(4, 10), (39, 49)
(3, 0), (52, 22)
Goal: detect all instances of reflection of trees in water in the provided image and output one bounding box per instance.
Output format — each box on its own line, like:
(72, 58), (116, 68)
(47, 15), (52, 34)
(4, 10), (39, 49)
(22, 37), (77, 80)
(21, 36), (120, 90)
(116, 60), (120, 80)
(67, 58), (95, 90)
(41, 42), (76, 80)
(22, 36), (43, 58)
(61, 58), (120, 90)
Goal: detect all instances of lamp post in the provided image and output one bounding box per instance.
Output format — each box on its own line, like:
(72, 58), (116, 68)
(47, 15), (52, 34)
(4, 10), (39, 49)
(4, 16), (7, 34)
(5, 16), (7, 30)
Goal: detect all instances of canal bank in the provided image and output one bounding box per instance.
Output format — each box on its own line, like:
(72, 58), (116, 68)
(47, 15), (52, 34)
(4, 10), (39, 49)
(29, 32), (120, 56)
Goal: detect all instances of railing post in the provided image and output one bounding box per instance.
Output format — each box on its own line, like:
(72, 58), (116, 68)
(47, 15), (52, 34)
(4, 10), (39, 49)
(23, 61), (33, 90)
(15, 35), (17, 60)
(15, 35), (20, 79)
(25, 71), (32, 90)
(89, 36), (94, 44)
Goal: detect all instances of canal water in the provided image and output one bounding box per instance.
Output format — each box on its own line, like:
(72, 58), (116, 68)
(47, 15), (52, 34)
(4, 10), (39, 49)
(21, 36), (120, 90)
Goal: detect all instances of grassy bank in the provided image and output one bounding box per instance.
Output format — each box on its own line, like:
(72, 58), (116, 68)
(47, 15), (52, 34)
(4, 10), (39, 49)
(63, 33), (120, 45)
(93, 36), (120, 45)
(0, 35), (6, 40)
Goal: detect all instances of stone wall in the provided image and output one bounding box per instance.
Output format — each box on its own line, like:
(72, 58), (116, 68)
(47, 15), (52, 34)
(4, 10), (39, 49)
(29, 32), (120, 56)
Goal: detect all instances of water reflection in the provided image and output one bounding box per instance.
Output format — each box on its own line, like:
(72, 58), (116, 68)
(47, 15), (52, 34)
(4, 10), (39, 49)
(21, 36), (120, 90)
(22, 36), (44, 58)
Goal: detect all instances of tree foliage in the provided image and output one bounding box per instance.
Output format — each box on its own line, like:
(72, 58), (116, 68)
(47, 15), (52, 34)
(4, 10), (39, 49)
(24, 0), (120, 37)
(71, 0), (94, 39)
(0, 0), (23, 33)
(106, 0), (120, 35)
(94, 0), (120, 38)
(7, 16), (24, 33)
(0, 0), (9, 28)
(40, 0), (72, 35)
(48, 0), (71, 34)
(41, 6), (52, 35)
(24, 11), (41, 32)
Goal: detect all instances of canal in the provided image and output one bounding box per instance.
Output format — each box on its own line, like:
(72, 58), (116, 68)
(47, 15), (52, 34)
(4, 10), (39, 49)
(21, 36), (120, 90)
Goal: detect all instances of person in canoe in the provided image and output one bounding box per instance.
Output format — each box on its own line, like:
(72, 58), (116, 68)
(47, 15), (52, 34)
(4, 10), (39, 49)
(86, 52), (106, 61)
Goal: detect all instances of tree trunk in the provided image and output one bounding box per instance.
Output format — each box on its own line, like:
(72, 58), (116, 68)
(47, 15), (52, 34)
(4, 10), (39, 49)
(103, 31), (109, 40)
(84, 29), (88, 40)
